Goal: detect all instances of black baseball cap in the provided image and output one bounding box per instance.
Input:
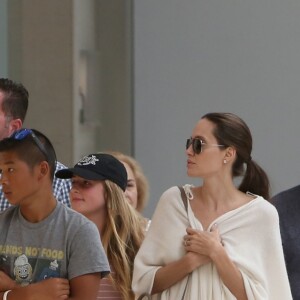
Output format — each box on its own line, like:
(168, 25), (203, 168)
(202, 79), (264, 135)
(55, 153), (127, 191)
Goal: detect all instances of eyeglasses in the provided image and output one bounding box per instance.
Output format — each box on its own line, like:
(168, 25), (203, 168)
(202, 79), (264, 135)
(186, 137), (225, 154)
(10, 129), (48, 161)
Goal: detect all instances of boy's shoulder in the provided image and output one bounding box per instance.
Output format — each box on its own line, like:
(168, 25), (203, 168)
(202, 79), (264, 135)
(0, 203), (94, 231)
(53, 202), (95, 229)
(0, 205), (18, 221)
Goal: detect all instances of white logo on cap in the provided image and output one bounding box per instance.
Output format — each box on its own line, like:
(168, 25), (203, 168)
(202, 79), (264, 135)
(77, 155), (99, 166)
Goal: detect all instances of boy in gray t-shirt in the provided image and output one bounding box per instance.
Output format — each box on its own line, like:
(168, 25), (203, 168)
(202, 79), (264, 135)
(0, 128), (110, 300)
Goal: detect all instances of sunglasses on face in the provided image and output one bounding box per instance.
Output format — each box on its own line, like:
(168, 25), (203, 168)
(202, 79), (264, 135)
(10, 128), (48, 161)
(186, 137), (225, 154)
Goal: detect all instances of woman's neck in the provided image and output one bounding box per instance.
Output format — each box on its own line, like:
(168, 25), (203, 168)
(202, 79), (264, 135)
(196, 178), (239, 209)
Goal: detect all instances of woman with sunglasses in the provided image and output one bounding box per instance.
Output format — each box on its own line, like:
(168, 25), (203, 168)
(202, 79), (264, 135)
(132, 112), (292, 300)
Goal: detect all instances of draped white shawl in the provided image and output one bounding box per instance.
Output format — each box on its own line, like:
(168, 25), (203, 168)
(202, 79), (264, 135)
(132, 185), (292, 300)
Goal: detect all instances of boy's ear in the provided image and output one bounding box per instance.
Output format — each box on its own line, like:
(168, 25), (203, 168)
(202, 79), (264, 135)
(39, 161), (49, 177)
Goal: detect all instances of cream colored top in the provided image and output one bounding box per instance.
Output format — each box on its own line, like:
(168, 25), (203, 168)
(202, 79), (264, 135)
(132, 185), (292, 300)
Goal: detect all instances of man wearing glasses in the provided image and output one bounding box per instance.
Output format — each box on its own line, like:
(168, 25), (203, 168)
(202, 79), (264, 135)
(0, 78), (71, 211)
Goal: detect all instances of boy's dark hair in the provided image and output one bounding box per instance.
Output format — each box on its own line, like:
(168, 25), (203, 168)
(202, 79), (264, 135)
(0, 78), (29, 122)
(0, 129), (57, 181)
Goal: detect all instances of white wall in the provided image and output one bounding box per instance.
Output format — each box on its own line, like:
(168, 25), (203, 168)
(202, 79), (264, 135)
(0, 0), (8, 77)
(73, 0), (99, 162)
(8, 0), (74, 166)
(134, 0), (300, 217)
(6, 0), (132, 165)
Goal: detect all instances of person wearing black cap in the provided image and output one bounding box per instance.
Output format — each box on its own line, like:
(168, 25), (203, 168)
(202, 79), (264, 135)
(56, 153), (145, 300)
(0, 129), (110, 300)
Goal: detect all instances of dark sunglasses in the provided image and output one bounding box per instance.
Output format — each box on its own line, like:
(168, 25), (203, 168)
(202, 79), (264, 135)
(10, 129), (48, 161)
(186, 137), (225, 154)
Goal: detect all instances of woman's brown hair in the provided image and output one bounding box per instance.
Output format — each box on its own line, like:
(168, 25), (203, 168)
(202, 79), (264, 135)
(202, 112), (270, 200)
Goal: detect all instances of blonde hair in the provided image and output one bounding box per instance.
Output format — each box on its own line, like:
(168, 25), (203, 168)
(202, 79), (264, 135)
(107, 151), (149, 212)
(101, 180), (144, 300)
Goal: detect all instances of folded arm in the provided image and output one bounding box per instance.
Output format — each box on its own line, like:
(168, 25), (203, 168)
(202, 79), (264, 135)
(0, 273), (100, 300)
(0, 277), (70, 300)
(185, 226), (248, 300)
(151, 252), (211, 295)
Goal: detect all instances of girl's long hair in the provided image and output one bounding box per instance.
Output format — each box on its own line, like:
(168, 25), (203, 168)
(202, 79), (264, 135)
(101, 180), (144, 299)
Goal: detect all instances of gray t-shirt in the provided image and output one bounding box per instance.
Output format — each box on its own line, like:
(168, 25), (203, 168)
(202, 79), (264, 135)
(0, 202), (110, 286)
